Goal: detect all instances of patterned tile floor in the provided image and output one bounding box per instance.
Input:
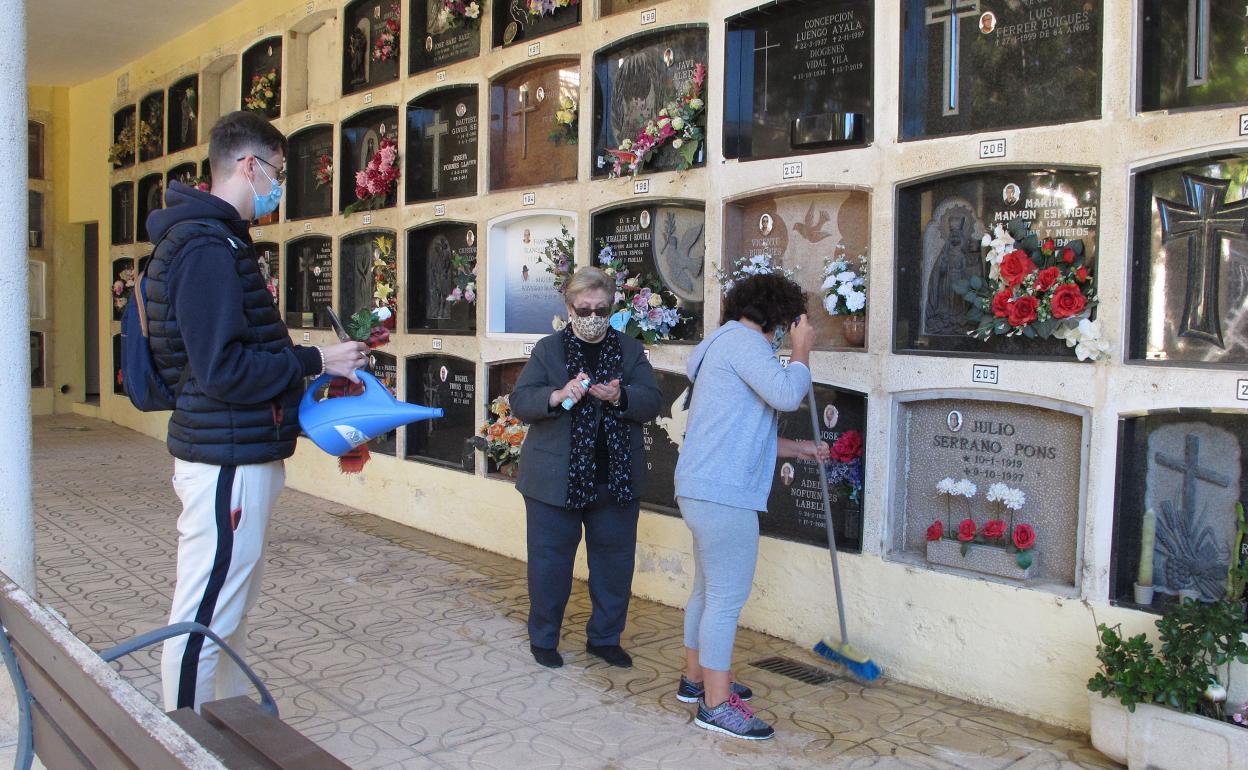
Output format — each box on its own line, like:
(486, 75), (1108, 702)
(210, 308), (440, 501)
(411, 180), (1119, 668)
(27, 415), (1120, 769)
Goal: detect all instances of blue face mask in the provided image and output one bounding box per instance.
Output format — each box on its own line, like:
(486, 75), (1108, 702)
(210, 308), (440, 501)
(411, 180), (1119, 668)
(770, 325), (786, 353)
(249, 162), (283, 220)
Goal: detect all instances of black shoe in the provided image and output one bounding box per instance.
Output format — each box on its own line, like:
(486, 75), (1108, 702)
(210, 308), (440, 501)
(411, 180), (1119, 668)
(530, 644), (563, 668)
(585, 643), (633, 668)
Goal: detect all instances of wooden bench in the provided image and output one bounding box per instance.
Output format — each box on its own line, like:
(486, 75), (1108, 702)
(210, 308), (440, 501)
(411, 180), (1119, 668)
(0, 572), (350, 770)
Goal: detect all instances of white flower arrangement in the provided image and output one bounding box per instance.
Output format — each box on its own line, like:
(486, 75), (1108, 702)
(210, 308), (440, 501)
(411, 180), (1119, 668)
(821, 249), (867, 317)
(980, 224), (1016, 283)
(985, 482), (1025, 511)
(1053, 318), (1112, 362)
(717, 252), (797, 293)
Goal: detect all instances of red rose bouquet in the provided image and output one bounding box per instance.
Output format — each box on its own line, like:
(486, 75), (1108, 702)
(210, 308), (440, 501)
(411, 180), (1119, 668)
(345, 136), (399, 216)
(371, 3), (400, 63)
(314, 153), (333, 189)
(824, 429), (865, 503)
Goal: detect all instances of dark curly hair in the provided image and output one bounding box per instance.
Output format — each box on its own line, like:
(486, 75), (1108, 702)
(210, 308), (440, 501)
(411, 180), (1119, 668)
(722, 272), (806, 334)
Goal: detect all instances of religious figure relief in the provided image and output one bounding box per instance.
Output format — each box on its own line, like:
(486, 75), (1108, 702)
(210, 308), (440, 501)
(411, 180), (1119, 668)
(608, 51), (661, 149)
(348, 20), (371, 85)
(177, 90), (196, 146)
(920, 198), (984, 336)
(426, 234), (456, 320)
(654, 209), (705, 303)
(345, 241), (378, 312)
(296, 249), (319, 312)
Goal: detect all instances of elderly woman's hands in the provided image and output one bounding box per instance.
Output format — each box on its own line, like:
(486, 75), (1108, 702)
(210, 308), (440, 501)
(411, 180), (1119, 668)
(588, 379), (621, 403)
(549, 372), (591, 408)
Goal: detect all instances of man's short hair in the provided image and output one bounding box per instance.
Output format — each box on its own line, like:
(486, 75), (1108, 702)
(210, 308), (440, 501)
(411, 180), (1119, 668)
(208, 111), (288, 180)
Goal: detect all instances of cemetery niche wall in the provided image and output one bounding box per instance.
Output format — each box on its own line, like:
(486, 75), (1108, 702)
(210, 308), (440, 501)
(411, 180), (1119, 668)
(409, 0), (480, 75)
(111, 183), (134, 246)
(405, 354), (476, 470)
(242, 37), (283, 119)
(287, 124), (335, 221)
(486, 212), (574, 335)
(492, 0), (579, 48)
(724, 0), (872, 161)
(285, 235), (333, 329)
(341, 107), (400, 214)
(407, 222), (477, 333)
(343, 0), (402, 96)
(136, 174), (164, 244)
(167, 75), (199, 154)
(1139, 0), (1248, 112)
(406, 85), (479, 203)
(488, 59), (579, 191)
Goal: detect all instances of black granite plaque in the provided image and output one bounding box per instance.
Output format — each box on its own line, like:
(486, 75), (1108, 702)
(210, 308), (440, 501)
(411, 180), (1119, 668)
(287, 124), (334, 221)
(492, 0), (580, 48)
(28, 121), (43, 180)
(340, 229), (397, 320)
(591, 203), (704, 341)
(166, 162), (198, 190)
(111, 183), (134, 246)
(30, 332), (43, 389)
(255, 241), (280, 308)
(113, 334), (124, 395)
(1129, 152), (1248, 367)
(136, 174), (164, 244)
(894, 166), (1101, 358)
(592, 27), (708, 177)
(407, 222), (477, 333)
(900, 0), (1102, 140)
(111, 258), (134, 321)
(368, 351), (399, 455)
(638, 368), (686, 513)
(139, 91), (164, 162)
(343, 0), (402, 96)
(485, 360), (526, 477)
(341, 107), (399, 213)
(242, 37), (282, 120)
(167, 75), (199, 153)
(410, 0), (481, 74)
(406, 354), (476, 470)
(1140, 1), (1248, 112)
(406, 86), (479, 203)
(112, 106), (136, 169)
(725, 0), (872, 160)
(285, 235), (333, 328)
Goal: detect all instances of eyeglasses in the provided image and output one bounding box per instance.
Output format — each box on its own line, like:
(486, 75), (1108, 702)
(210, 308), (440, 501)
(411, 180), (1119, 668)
(237, 154), (287, 183)
(571, 306), (611, 318)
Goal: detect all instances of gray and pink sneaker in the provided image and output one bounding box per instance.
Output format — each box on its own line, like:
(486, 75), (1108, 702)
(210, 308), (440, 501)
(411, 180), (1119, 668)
(694, 693), (774, 740)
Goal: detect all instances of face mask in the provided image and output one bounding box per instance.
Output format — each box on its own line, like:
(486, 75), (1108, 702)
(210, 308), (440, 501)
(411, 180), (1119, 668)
(770, 325), (786, 353)
(571, 314), (610, 341)
(248, 162), (283, 220)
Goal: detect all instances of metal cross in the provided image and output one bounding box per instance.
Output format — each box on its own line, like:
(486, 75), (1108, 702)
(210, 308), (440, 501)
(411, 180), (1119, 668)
(924, 0), (980, 116)
(1158, 172), (1248, 348)
(1154, 433), (1232, 529)
(753, 29), (781, 113)
(511, 84), (538, 159)
(1187, 0), (1211, 86)
(424, 113), (450, 194)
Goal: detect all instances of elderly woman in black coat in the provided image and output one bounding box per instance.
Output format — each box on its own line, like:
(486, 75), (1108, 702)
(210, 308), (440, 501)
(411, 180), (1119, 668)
(509, 267), (662, 669)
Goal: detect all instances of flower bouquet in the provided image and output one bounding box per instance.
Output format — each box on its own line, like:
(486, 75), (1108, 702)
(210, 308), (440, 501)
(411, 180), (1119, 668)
(535, 221), (576, 295)
(821, 250), (867, 317)
(344, 136), (399, 216)
(112, 268), (135, 313)
(550, 96), (578, 146)
(717, 252), (797, 294)
(324, 304), (395, 474)
(187, 175), (211, 193)
(597, 245), (685, 345)
(244, 69), (279, 113)
(925, 478), (1037, 578)
(138, 114), (161, 158)
(527, 0), (578, 18)
(438, 0), (481, 28)
(825, 430), (864, 503)
(446, 251), (477, 304)
(470, 395), (529, 477)
(372, 3), (401, 62)
(607, 63), (706, 177)
(368, 235), (399, 324)
(108, 114), (136, 167)
(314, 153), (333, 189)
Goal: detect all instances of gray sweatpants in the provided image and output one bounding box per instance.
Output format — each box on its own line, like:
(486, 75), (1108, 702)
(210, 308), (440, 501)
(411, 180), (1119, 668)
(678, 496), (760, 671)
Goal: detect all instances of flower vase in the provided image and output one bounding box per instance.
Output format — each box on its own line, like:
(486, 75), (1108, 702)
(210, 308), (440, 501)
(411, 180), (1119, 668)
(1133, 583), (1154, 606)
(926, 538), (1034, 581)
(841, 316), (866, 347)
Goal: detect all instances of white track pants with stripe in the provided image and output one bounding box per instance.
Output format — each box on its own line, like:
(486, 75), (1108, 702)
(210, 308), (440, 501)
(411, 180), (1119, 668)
(160, 458), (284, 712)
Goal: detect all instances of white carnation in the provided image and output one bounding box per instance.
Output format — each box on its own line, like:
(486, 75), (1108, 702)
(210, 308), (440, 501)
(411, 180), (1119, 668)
(836, 271), (857, 283)
(823, 294), (840, 315)
(837, 282), (853, 297)
(937, 477), (956, 494)
(986, 482), (1010, 502)
(845, 291), (866, 312)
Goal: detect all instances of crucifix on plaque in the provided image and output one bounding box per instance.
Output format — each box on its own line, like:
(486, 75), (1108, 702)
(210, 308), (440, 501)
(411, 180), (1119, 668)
(1158, 173), (1248, 348)
(925, 0), (980, 117)
(425, 113), (450, 194)
(1155, 433), (1231, 533)
(753, 29), (780, 113)
(512, 84), (538, 159)
(1187, 0), (1212, 86)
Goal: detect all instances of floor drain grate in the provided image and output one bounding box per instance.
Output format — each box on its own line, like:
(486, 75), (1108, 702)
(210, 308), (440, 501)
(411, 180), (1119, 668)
(748, 656), (839, 685)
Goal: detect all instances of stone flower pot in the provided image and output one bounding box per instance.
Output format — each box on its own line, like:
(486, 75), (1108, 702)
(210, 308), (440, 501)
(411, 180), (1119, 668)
(925, 538), (1033, 581)
(1089, 692), (1248, 769)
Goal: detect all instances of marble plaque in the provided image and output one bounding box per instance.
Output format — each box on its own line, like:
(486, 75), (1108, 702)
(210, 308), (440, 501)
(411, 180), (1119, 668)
(895, 167), (1101, 357)
(592, 27), (708, 177)
(343, 0), (402, 96)
(409, 0), (480, 74)
(406, 85), (479, 203)
(30, 332), (43, 389)
(28, 120), (43, 179)
(111, 183), (134, 245)
(255, 241), (280, 308)
(112, 106), (136, 169)
(724, 0), (872, 160)
(1129, 154), (1248, 366)
(113, 334), (124, 394)
(893, 398), (1084, 586)
(369, 351), (399, 455)
(285, 235), (333, 328)
(139, 91), (164, 162)
(489, 214), (572, 334)
(1140, 1), (1248, 112)
(167, 75), (199, 153)
(136, 174), (164, 244)
(242, 37), (283, 119)
(287, 124), (334, 221)
(406, 354), (476, 470)
(341, 107), (399, 213)
(407, 222), (477, 333)
(726, 190), (869, 349)
(899, 0), (1102, 140)
(591, 203), (704, 341)
(340, 229), (397, 319)
(488, 60), (579, 190)
(112, 258), (135, 321)
(492, 0), (580, 48)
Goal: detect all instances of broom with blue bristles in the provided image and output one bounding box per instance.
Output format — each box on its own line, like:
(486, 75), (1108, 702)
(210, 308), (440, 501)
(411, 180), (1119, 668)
(805, 386), (882, 683)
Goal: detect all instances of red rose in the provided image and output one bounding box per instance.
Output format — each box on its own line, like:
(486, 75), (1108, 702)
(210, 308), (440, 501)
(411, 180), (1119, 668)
(1006, 295), (1039, 327)
(982, 519), (1007, 540)
(1041, 239), (1055, 256)
(1013, 523), (1036, 550)
(957, 518), (977, 542)
(1034, 266), (1060, 293)
(999, 249), (1037, 287)
(831, 430), (864, 462)
(1075, 266), (1090, 283)
(1050, 283), (1087, 319)
(1061, 246), (1076, 264)
(366, 326), (390, 349)
(926, 521), (944, 542)
(991, 289), (1012, 318)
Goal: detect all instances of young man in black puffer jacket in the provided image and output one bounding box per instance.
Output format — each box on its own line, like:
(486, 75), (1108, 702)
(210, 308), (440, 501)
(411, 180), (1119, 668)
(144, 111), (368, 711)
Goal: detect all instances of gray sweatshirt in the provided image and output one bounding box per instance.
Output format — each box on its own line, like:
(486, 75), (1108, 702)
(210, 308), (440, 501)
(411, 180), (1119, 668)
(674, 321), (812, 511)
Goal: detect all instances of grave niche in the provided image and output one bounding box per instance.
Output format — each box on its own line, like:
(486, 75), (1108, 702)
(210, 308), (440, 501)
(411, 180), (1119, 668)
(492, 0), (580, 48)
(340, 229), (397, 322)
(28, 121), (43, 180)
(484, 360), (525, 477)
(1128, 152), (1248, 367)
(241, 37), (283, 120)
(200, 55), (240, 135)
(287, 11), (338, 113)
(488, 59), (579, 191)
(407, 222), (477, 333)
(891, 396), (1085, 588)
(111, 257), (135, 321)
(30, 332), (44, 389)
(409, 0), (481, 75)
(112, 106), (136, 169)
(111, 183), (134, 245)
(894, 166), (1101, 358)
(284, 235), (333, 328)
(591, 202), (705, 342)
(343, 0), (402, 96)
(405, 354), (476, 471)
(136, 174), (164, 244)
(592, 26), (708, 178)
(1140, 1), (1248, 112)
(27, 192), (42, 250)
(369, 351), (399, 456)
(340, 107), (399, 213)
(167, 75), (199, 154)
(899, 0), (1102, 140)
(112, 334), (124, 395)
(1113, 411), (1248, 611)
(486, 213), (574, 335)
(725, 189), (869, 349)
(255, 242), (280, 308)
(166, 162), (198, 190)
(139, 92), (164, 162)
(406, 85), (479, 203)
(724, 0), (871, 160)
(287, 124), (334, 221)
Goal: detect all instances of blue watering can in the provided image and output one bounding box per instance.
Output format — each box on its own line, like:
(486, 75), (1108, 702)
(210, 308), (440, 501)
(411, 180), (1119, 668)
(299, 371), (443, 456)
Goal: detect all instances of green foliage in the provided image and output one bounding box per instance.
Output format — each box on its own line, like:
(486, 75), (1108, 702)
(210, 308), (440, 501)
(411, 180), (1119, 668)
(1087, 625), (1169, 712)
(345, 308), (377, 342)
(1228, 502), (1248, 602)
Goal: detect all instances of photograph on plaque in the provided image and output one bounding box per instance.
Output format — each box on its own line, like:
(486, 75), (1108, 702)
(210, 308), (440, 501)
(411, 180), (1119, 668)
(28, 121), (43, 179)
(340, 229), (398, 323)
(136, 174), (164, 243)
(1112, 411), (1248, 611)
(1129, 152), (1248, 367)
(405, 354), (476, 470)
(487, 214), (574, 334)
(592, 26), (708, 178)
(406, 85), (479, 203)
(242, 37), (283, 120)
(287, 124), (334, 220)
(899, 0), (1102, 140)
(365, 351), (399, 456)
(591, 202), (704, 342)
(343, 0), (402, 96)
(111, 183), (135, 245)
(255, 242), (280, 308)
(492, 0), (580, 48)
(30, 332), (44, 389)
(27, 191), (42, 250)
(409, 0), (480, 75)
(894, 167), (1101, 358)
(285, 235), (333, 328)
(407, 222), (477, 333)
(139, 91), (165, 162)
(110, 106), (136, 169)
(111, 257), (135, 321)
(483, 360), (526, 477)
(113, 334), (124, 394)
(1140, 1), (1248, 112)
(341, 107), (399, 213)
(724, 0), (872, 160)
(488, 60), (579, 191)
(167, 75), (199, 153)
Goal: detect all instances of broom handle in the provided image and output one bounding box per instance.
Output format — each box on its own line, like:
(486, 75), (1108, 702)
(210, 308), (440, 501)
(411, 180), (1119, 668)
(806, 386), (851, 647)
